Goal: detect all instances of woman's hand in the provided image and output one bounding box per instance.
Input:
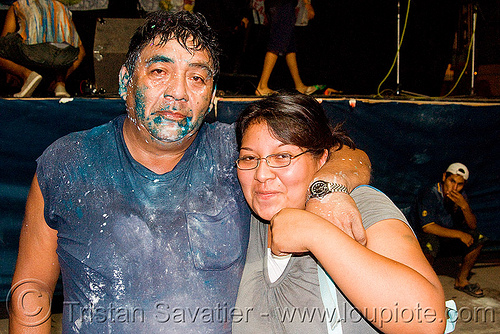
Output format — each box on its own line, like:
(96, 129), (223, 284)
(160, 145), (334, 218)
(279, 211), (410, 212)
(269, 208), (326, 256)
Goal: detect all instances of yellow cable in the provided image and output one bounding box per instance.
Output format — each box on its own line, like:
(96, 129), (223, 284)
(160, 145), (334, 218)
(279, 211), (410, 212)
(377, 0), (411, 97)
(440, 17), (476, 98)
(376, 1), (477, 100)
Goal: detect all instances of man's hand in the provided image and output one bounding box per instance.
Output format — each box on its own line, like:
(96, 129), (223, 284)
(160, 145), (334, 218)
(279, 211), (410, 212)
(457, 231), (474, 247)
(446, 190), (469, 210)
(423, 223), (474, 247)
(306, 147), (371, 245)
(446, 190), (478, 229)
(306, 193), (367, 245)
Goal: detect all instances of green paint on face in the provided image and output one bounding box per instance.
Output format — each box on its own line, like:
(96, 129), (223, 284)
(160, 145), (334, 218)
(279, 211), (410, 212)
(132, 85), (201, 143)
(134, 86), (147, 121)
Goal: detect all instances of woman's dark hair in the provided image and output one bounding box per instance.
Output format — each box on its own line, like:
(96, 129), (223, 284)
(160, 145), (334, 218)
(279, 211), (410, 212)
(125, 11), (221, 79)
(236, 91), (355, 158)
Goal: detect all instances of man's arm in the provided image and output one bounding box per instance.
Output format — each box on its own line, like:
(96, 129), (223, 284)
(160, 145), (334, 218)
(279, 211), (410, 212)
(422, 222), (474, 247)
(447, 190), (477, 229)
(461, 205), (477, 230)
(9, 175), (60, 333)
(317, 146), (371, 192)
(306, 146), (371, 245)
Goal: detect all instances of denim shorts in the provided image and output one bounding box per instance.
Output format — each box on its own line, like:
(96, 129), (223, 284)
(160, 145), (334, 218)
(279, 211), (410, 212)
(0, 32), (78, 69)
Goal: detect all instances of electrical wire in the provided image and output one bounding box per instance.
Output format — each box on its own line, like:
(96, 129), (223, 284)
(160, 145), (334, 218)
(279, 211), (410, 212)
(440, 13), (476, 98)
(377, 0), (411, 98)
(375, 1), (477, 100)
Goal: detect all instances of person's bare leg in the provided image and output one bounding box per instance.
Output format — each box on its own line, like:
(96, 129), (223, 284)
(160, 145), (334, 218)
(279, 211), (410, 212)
(285, 52), (307, 92)
(256, 51), (278, 95)
(0, 57), (42, 97)
(54, 73), (70, 97)
(55, 73), (65, 85)
(285, 52), (318, 94)
(455, 245), (483, 295)
(52, 43), (85, 97)
(1, 6), (42, 97)
(0, 56), (31, 82)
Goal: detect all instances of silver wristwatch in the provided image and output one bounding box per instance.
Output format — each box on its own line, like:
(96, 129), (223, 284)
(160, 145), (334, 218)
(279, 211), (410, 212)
(308, 180), (349, 200)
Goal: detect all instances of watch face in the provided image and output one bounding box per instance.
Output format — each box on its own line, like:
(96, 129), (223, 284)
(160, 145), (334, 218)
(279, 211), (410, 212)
(310, 180), (329, 197)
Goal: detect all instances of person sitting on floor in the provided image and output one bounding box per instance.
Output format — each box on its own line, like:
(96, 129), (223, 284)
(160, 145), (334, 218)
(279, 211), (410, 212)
(408, 162), (487, 298)
(0, 0), (85, 98)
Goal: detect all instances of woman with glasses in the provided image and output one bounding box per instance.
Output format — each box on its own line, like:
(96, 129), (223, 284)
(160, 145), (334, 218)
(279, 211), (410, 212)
(232, 91), (446, 334)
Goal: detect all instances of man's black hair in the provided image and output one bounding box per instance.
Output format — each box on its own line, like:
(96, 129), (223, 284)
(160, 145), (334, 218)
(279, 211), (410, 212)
(125, 11), (221, 80)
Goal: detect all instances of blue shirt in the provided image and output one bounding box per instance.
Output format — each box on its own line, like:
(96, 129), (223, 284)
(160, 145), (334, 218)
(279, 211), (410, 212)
(37, 115), (250, 333)
(411, 182), (467, 230)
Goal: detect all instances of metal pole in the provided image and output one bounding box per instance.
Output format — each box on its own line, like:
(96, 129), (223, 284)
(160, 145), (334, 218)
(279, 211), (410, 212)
(471, 5), (477, 95)
(396, 1), (401, 95)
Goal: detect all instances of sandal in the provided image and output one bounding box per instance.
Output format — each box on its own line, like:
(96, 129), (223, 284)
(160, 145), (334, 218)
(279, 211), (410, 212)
(255, 88), (276, 96)
(299, 84), (326, 95)
(454, 283), (484, 298)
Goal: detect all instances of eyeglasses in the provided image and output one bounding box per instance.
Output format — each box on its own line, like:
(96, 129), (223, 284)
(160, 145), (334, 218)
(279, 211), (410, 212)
(236, 150), (311, 170)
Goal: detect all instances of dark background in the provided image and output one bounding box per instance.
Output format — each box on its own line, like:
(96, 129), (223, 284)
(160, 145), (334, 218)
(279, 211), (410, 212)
(1, 0), (499, 97)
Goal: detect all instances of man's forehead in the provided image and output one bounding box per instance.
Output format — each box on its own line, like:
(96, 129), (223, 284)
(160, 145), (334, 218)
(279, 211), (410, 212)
(447, 174), (465, 183)
(141, 37), (211, 63)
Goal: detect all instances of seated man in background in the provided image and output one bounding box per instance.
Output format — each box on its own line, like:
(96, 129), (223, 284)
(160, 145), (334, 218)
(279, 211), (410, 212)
(0, 0), (85, 97)
(409, 162), (487, 298)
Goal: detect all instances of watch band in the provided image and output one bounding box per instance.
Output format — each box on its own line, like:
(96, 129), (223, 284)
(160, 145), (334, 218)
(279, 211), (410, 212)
(307, 180), (349, 201)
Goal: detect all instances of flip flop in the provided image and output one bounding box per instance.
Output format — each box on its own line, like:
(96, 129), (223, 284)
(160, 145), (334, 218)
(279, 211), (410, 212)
(301, 84), (326, 95)
(454, 283), (484, 298)
(255, 88), (276, 96)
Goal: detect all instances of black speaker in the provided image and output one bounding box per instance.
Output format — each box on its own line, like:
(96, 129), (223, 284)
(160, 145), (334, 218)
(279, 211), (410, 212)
(93, 18), (145, 95)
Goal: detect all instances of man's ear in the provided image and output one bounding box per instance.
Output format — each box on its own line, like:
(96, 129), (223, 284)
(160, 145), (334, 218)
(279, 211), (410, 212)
(211, 84), (217, 103)
(119, 66), (130, 100)
(206, 84), (217, 115)
(442, 173), (447, 182)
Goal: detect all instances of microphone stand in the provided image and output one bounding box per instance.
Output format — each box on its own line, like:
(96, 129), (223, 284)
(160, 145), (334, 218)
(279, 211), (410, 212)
(396, 1), (401, 95)
(396, 0), (427, 97)
(470, 3), (477, 96)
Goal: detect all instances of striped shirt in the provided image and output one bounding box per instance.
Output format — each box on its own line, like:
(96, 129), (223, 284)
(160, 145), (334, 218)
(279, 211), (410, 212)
(13, 0), (80, 46)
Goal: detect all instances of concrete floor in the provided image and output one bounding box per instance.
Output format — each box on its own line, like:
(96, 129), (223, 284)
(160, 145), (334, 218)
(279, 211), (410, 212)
(437, 257), (500, 334)
(1, 255), (498, 333)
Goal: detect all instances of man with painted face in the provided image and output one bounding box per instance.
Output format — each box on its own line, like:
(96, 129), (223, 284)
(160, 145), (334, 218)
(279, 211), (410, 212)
(9, 11), (370, 333)
(409, 163), (487, 298)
